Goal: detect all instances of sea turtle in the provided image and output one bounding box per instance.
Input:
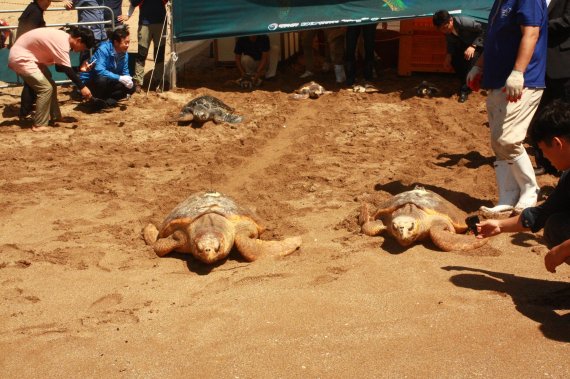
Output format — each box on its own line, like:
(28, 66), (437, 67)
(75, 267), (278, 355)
(351, 83), (380, 93)
(143, 191), (302, 263)
(414, 81), (440, 97)
(358, 186), (487, 251)
(178, 95), (243, 124)
(290, 81), (332, 100)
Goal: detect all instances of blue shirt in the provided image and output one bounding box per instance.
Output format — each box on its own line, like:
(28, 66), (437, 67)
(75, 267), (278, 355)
(522, 171), (570, 232)
(482, 0), (548, 89)
(80, 40), (129, 83)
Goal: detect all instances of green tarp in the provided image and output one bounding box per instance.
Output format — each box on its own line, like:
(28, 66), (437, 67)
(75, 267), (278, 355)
(172, 0), (493, 42)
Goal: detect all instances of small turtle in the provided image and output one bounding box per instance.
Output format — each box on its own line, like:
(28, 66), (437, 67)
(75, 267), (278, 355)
(358, 186), (487, 251)
(351, 84), (380, 93)
(290, 81), (332, 100)
(179, 95), (243, 124)
(143, 191), (302, 264)
(414, 81), (440, 97)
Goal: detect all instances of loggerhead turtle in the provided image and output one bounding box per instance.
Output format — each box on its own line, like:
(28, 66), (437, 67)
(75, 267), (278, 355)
(143, 191), (302, 264)
(290, 81), (332, 100)
(358, 186), (487, 251)
(178, 95), (243, 124)
(414, 81), (440, 97)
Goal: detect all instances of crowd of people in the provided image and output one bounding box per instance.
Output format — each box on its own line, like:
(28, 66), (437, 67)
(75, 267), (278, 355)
(2, 0), (570, 273)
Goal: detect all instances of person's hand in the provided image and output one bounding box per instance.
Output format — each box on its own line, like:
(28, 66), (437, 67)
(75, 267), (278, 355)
(476, 219), (501, 239)
(443, 54), (452, 71)
(80, 86), (92, 100)
(79, 59), (96, 72)
(503, 69), (524, 102)
(466, 65), (482, 92)
(62, 0), (74, 10)
(119, 75), (133, 89)
(117, 15), (129, 22)
(544, 245), (570, 273)
(464, 46), (475, 60)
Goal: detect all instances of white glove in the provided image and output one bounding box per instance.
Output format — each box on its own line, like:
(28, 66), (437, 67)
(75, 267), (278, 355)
(119, 75), (133, 89)
(504, 70), (524, 101)
(466, 66), (482, 91)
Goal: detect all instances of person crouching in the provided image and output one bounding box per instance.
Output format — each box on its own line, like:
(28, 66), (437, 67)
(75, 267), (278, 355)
(80, 26), (135, 110)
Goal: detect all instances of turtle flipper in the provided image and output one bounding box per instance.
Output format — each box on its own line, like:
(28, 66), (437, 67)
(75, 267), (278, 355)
(143, 224), (159, 245)
(359, 203), (387, 236)
(152, 230), (189, 257)
(429, 221), (488, 252)
(290, 93), (310, 100)
(224, 114), (243, 124)
(235, 233), (302, 262)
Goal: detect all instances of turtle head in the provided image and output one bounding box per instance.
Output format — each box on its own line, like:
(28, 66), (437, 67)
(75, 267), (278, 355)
(189, 214), (235, 264)
(391, 215), (420, 246)
(193, 233), (228, 264)
(192, 105), (210, 122)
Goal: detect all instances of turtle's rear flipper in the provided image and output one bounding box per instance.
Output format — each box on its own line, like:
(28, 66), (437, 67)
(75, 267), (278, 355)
(430, 222), (487, 252)
(224, 114), (243, 124)
(235, 234), (302, 261)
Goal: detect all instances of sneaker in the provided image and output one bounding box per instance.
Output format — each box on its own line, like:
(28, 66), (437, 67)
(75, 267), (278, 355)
(134, 84), (142, 94)
(458, 91), (469, 103)
(300, 70), (314, 79)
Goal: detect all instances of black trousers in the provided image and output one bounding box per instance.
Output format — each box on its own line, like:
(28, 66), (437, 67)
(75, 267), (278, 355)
(88, 75), (135, 101)
(544, 212), (570, 249)
(345, 23), (377, 85)
(19, 82), (36, 118)
(450, 44), (482, 92)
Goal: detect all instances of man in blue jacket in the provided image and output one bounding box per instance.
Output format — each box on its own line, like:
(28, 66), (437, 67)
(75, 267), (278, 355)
(80, 26), (134, 110)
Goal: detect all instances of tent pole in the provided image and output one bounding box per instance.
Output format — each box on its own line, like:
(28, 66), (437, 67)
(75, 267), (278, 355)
(165, 0), (176, 89)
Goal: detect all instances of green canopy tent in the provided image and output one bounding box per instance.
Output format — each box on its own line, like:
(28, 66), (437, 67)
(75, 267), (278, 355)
(171, 0), (493, 42)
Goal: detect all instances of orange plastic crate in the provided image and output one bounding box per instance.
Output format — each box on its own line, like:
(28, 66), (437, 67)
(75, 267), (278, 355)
(398, 17), (454, 76)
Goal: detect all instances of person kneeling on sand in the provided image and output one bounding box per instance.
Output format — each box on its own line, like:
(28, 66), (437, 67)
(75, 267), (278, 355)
(8, 26), (95, 132)
(80, 26), (135, 111)
(477, 100), (570, 273)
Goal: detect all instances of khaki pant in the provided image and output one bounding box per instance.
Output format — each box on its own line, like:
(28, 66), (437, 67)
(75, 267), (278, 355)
(134, 23), (166, 85)
(325, 27), (346, 66)
(21, 69), (61, 127)
(486, 88), (543, 160)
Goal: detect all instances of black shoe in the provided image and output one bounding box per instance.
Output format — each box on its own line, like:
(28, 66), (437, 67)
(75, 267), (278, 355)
(458, 91), (469, 103)
(105, 98), (118, 108)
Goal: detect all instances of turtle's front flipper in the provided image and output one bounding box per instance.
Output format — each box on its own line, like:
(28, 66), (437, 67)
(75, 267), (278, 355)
(290, 93), (310, 100)
(235, 233), (302, 261)
(359, 203), (387, 236)
(430, 221), (487, 252)
(152, 230), (188, 257)
(143, 224), (159, 245)
(224, 114), (243, 124)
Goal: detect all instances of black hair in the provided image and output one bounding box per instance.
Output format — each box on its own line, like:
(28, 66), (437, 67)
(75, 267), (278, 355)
(433, 10), (452, 27)
(528, 100), (570, 146)
(64, 25), (95, 49)
(110, 25), (129, 43)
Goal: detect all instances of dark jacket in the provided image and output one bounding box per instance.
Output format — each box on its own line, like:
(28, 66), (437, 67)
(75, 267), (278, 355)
(16, 1), (45, 40)
(130, 0), (166, 26)
(446, 15), (486, 56)
(546, 0), (570, 79)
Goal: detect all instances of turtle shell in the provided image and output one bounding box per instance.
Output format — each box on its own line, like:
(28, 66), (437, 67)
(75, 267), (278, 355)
(158, 191), (261, 237)
(374, 187), (467, 229)
(181, 95), (234, 115)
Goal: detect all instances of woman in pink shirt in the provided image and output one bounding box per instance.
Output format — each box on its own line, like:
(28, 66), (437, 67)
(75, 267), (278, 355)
(8, 26), (95, 131)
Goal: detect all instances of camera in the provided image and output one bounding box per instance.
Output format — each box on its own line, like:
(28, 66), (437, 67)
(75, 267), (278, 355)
(465, 215), (480, 236)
